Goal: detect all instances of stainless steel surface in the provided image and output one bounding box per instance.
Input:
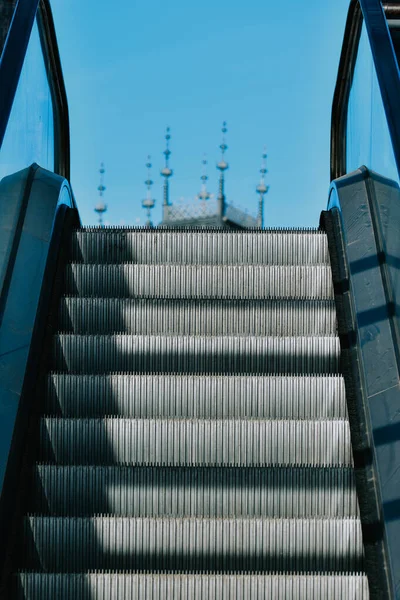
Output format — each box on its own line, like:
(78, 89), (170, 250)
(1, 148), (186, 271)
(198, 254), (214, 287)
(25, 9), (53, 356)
(52, 333), (340, 374)
(23, 516), (364, 572)
(16, 572), (370, 599)
(39, 417), (352, 466)
(58, 297), (337, 335)
(46, 373), (347, 418)
(33, 464), (358, 517)
(64, 263), (334, 299)
(70, 228), (329, 265)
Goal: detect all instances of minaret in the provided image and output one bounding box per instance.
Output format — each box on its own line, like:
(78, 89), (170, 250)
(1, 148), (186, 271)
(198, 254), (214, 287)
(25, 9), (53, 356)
(198, 156), (211, 201)
(256, 149), (269, 229)
(161, 127), (173, 221)
(94, 162), (107, 226)
(217, 121), (229, 218)
(142, 156), (156, 227)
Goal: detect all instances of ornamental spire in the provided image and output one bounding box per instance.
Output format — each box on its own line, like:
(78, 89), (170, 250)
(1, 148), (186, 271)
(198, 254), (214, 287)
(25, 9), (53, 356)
(142, 156), (155, 227)
(198, 156), (211, 201)
(217, 121), (229, 217)
(94, 162), (107, 226)
(256, 148), (269, 228)
(161, 126), (173, 207)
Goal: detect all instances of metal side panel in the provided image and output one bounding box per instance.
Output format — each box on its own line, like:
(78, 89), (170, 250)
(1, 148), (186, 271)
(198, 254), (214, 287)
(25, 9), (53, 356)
(0, 165), (79, 589)
(0, 165), (32, 300)
(326, 166), (400, 598)
(0, 165), (75, 490)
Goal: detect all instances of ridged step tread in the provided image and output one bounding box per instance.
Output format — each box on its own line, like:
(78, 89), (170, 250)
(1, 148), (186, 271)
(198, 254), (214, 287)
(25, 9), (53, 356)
(58, 297), (337, 336)
(46, 374), (347, 418)
(70, 229), (329, 265)
(38, 418), (352, 466)
(23, 516), (363, 573)
(32, 464), (358, 518)
(52, 334), (340, 375)
(15, 572), (369, 599)
(64, 264), (334, 299)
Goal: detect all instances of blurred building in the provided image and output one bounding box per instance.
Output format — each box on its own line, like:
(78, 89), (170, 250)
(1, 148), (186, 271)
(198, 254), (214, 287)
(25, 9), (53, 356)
(145, 124), (269, 229)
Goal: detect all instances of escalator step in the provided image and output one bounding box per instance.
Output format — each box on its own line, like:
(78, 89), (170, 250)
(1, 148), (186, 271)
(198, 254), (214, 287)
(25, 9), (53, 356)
(46, 373), (347, 419)
(15, 572), (369, 599)
(22, 516), (364, 573)
(52, 334), (340, 374)
(32, 464), (358, 518)
(64, 264), (334, 299)
(58, 297), (337, 336)
(38, 418), (352, 466)
(70, 229), (329, 265)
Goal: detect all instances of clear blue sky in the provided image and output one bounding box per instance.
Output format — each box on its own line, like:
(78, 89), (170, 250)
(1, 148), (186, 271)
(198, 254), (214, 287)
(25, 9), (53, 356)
(51, 0), (350, 227)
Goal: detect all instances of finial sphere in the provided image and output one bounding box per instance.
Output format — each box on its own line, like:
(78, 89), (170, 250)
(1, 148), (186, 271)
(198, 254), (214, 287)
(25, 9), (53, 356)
(142, 198), (155, 208)
(217, 160), (228, 171)
(161, 167), (172, 177)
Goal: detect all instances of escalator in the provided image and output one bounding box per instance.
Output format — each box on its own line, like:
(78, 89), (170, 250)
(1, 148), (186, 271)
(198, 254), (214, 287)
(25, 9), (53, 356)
(14, 227), (366, 597)
(1, 0), (400, 599)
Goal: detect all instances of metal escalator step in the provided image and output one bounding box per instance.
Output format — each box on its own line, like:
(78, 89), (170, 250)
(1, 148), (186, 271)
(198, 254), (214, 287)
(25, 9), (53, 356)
(59, 297), (337, 336)
(52, 334), (340, 375)
(32, 464), (358, 518)
(46, 373), (347, 419)
(64, 264), (334, 299)
(22, 516), (364, 573)
(38, 418), (352, 466)
(70, 228), (329, 265)
(15, 572), (369, 599)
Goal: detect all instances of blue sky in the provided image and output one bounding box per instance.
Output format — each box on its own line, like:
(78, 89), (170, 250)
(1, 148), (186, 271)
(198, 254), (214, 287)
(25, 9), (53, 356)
(51, 0), (350, 227)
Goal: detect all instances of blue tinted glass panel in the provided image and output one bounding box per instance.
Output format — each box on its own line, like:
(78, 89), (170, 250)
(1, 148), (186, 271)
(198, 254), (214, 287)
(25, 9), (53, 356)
(346, 23), (398, 184)
(0, 18), (54, 181)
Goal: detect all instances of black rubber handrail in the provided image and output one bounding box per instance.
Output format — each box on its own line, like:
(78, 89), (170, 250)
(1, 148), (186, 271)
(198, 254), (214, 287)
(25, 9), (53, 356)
(331, 0), (400, 183)
(383, 4), (400, 18)
(330, 0), (363, 182)
(37, 0), (70, 179)
(0, 0), (70, 180)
